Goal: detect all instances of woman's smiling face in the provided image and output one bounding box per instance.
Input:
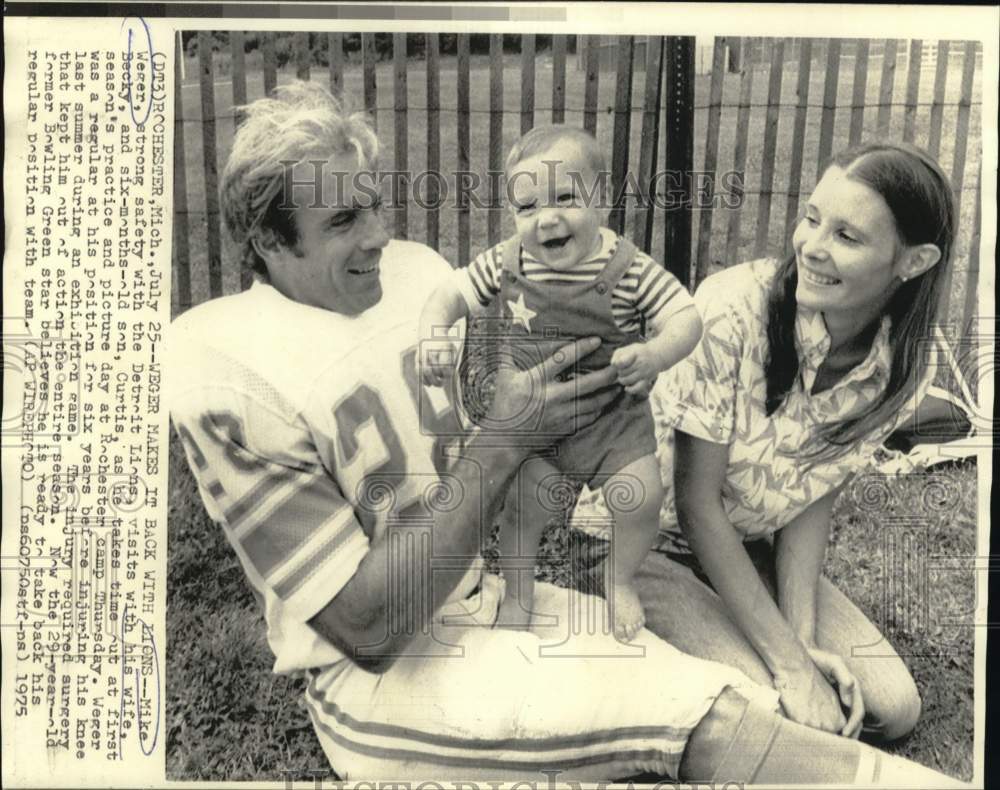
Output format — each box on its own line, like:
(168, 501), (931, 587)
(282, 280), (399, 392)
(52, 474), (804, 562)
(792, 165), (905, 325)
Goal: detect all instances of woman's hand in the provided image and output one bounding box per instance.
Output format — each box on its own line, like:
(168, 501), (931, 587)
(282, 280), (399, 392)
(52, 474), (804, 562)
(772, 657), (848, 736)
(807, 647), (865, 739)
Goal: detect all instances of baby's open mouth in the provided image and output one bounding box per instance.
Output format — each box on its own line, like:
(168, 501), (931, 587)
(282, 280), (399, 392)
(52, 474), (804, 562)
(541, 236), (571, 250)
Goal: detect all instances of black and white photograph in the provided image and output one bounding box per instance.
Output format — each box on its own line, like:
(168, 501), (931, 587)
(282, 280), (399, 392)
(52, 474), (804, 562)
(1, 4), (994, 789)
(165, 16), (987, 786)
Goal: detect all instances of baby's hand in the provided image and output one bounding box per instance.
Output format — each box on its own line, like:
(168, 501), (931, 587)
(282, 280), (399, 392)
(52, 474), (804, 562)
(610, 343), (659, 395)
(420, 338), (457, 387)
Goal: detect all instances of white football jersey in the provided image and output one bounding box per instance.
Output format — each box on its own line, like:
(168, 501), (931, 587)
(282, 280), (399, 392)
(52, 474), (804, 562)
(169, 241), (473, 673)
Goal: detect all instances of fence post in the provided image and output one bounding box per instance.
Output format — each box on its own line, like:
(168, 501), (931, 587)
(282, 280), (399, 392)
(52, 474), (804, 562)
(294, 32), (310, 80)
(262, 33), (277, 95)
(635, 36), (665, 252)
(552, 35), (567, 123)
(817, 39), (842, 176)
(456, 34), (471, 266)
(488, 35), (504, 247)
(876, 39), (898, 136)
(197, 31), (222, 299)
(425, 34), (440, 250)
(848, 39), (870, 148)
(961, 171), (981, 333)
(693, 37), (725, 283)
(230, 33), (250, 292)
(724, 38), (755, 268)
(927, 40), (950, 158)
(230, 31), (247, 131)
(609, 37), (635, 237)
(583, 36), (600, 136)
(727, 37), (742, 73)
(520, 34), (536, 135)
(173, 33), (191, 312)
(328, 33), (343, 94)
(663, 37), (695, 289)
(951, 40), (978, 208)
(393, 34), (409, 239)
(363, 33), (377, 130)
(902, 39), (923, 143)
(783, 38), (812, 247)
(753, 39), (784, 259)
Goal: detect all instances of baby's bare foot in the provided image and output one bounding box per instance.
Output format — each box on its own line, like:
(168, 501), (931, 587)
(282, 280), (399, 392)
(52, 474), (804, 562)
(610, 582), (645, 642)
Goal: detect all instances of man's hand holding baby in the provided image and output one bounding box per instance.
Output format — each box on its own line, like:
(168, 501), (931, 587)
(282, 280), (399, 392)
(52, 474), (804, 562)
(420, 338), (459, 387)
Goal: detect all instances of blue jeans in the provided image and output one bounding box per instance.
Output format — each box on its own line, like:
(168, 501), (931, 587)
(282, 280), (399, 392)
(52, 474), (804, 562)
(633, 545), (922, 742)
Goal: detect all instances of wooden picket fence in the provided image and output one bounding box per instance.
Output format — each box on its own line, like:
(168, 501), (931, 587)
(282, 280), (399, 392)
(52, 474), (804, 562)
(173, 33), (983, 333)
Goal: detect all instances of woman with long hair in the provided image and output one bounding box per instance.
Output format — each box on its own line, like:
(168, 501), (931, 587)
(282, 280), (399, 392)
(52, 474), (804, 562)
(578, 141), (956, 746)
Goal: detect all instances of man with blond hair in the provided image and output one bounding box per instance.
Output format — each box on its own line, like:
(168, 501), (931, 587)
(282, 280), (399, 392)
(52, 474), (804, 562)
(169, 81), (961, 786)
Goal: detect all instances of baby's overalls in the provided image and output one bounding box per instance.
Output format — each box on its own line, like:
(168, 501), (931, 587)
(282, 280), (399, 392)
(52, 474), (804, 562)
(498, 234), (657, 486)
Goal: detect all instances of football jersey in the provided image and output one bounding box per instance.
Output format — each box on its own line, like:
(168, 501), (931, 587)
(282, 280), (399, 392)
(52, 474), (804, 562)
(169, 240), (475, 674)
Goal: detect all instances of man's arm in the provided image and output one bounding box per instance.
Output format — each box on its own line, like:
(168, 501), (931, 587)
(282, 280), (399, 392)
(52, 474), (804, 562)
(307, 439), (522, 672)
(310, 336), (622, 673)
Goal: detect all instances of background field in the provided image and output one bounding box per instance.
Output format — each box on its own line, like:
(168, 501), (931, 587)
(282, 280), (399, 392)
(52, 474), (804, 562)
(167, 35), (983, 782)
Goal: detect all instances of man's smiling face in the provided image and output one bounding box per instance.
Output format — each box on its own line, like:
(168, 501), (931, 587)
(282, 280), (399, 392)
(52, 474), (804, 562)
(261, 150), (390, 316)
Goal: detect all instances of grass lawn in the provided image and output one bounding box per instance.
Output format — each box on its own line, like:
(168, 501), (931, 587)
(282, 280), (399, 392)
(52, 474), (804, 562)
(167, 47), (982, 781)
(166, 432), (978, 782)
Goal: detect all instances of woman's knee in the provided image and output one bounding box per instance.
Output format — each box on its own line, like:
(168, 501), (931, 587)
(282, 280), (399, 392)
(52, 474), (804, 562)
(863, 664), (922, 741)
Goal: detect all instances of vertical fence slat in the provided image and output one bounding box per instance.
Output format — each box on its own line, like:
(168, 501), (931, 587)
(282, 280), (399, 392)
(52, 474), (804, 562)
(724, 38), (755, 266)
(173, 34), (191, 311)
(693, 37), (725, 281)
(262, 32), (277, 95)
(457, 34), (471, 265)
(961, 172), (981, 331)
(294, 32), (310, 80)
(817, 38), (841, 176)
(635, 37), (665, 251)
(583, 36), (600, 135)
(363, 33), (377, 129)
(425, 34), (440, 250)
(552, 35), (567, 123)
(610, 36), (635, 236)
(753, 39), (784, 258)
(876, 39), (897, 136)
(848, 39), (869, 147)
(663, 37), (695, 288)
(393, 34), (408, 239)
(329, 32), (343, 94)
(927, 40), (950, 158)
(727, 36), (742, 73)
(783, 38), (812, 246)
(230, 31), (247, 132)
(198, 31), (222, 299)
(230, 32), (250, 290)
(521, 34), (536, 135)
(902, 39), (922, 143)
(951, 41), (977, 217)
(488, 35), (504, 247)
